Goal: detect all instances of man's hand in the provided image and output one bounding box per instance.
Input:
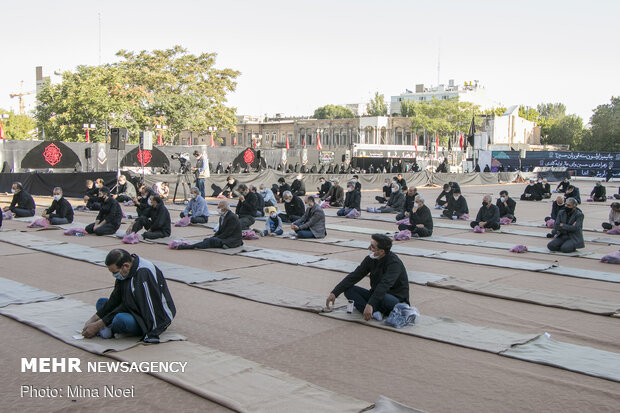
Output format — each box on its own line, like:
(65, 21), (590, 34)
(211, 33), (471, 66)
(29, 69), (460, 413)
(325, 293), (336, 310)
(291, 224), (299, 231)
(239, 195), (245, 202)
(42, 213), (49, 219)
(479, 221), (486, 228)
(363, 304), (373, 321)
(559, 223), (564, 227)
(83, 196), (89, 203)
(416, 224), (424, 228)
(82, 320), (104, 338)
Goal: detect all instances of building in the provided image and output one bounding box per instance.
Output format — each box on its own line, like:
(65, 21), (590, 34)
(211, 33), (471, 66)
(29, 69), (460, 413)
(486, 106), (541, 149)
(390, 80), (500, 115)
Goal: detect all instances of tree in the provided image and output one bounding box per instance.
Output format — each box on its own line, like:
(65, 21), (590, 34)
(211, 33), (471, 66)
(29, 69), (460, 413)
(367, 92), (387, 116)
(0, 109), (37, 140)
(313, 104), (355, 119)
(35, 46), (240, 143)
(587, 97), (620, 152)
(518, 106), (540, 122)
(400, 99), (416, 117)
(537, 103), (566, 120)
(543, 114), (585, 149)
(482, 107), (507, 117)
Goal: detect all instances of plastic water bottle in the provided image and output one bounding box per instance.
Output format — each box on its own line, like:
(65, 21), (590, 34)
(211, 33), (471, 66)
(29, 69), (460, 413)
(75, 232), (84, 237)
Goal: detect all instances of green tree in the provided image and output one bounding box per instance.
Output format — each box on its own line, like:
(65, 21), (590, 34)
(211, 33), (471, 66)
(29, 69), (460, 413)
(537, 102), (566, 119)
(543, 114), (585, 149)
(408, 98), (480, 146)
(399, 99), (416, 117)
(313, 104), (355, 119)
(518, 106), (540, 122)
(587, 97), (620, 152)
(367, 92), (387, 116)
(0, 109), (37, 140)
(35, 46), (240, 143)
(482, 107), (507, 117)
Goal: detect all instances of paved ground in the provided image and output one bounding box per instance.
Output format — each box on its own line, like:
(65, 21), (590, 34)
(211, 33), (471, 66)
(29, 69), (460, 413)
(1, 179), (619, 412)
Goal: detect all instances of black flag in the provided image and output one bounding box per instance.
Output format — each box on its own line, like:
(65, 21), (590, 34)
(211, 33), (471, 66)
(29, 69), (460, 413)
(466, 115), (475, 147)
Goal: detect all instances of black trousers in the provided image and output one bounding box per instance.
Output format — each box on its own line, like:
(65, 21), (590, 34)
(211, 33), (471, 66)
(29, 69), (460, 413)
(238, 215), (255, 230)
(470, 221), (500, 230)
(85, 222), (119, 236)
(278, 213), (301, 223)
(397, 224), (432, 237)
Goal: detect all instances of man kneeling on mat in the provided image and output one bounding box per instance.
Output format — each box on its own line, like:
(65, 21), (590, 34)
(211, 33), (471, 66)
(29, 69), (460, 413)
(126, 195), (171, 240)
(325, 234), (410, 321)
(82, 249), (176, 342)
(177, 200), (243, 249)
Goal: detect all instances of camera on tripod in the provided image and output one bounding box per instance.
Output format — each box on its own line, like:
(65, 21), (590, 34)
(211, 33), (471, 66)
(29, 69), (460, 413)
(170, 153), (191, 174)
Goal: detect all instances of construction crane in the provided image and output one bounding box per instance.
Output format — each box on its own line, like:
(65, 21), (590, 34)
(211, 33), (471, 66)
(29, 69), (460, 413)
(10, 81), (34, 115)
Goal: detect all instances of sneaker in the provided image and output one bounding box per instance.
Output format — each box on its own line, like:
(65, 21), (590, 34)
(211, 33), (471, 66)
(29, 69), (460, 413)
(411, 233), (420, 238)
(452, 216), (457, 220)
(98, 327), (113, 339)
(372, 311), (383, 321)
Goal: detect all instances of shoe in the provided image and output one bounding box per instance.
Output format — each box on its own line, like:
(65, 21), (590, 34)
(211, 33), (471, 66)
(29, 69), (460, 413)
(411, 233), (420, 238)
(372, 311), (383, 321)
(98, 327), (113, 339)
(176, 244), (193, 250)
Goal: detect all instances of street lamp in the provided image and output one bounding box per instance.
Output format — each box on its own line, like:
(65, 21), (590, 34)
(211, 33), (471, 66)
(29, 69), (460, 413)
(207, 126), (216, 147)
(82, 123), (96, 143)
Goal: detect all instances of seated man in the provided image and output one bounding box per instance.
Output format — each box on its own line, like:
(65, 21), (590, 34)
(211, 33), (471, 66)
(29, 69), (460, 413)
(322, 178), (344, 207)
(279, 191), (305, 223)
(291, 196), (326, 239)
(545, 196), (565, 222)
(369, 183), (405, 214)
(497, 190), (517, 222)
(435, 183), (451, 208)
(565, 185), (581, 204)
(325, 234), (410, 321)
(127, 195), (171, 240)
(317, 177), (332, 198)
(43, 187), (74, 225)
(82, 249), (176, 342)
(602, 202), (620, 231)
(397, 194), (433, 238)
(235, 184), (258, 230)
(262, 206), (283, 236)
(290, 174), (306, 196)
(259, 183), (277, 207)
(84, 179), (102, 210)
(337, 181), (361, 216)
(521, 179), (542, 201)
(135, 185), (155, 218)
(470, 195), (501, 230)
(590, 181), (606, 202)
(555, 177), (570, 193)
(178, 201), (243, 249)
(3, 182), (36, 217)
(547, 197), (584, 253)
(375, 178), (392, 204)
(113, 174), (137, 203)
(540, 178), (551, 199)
(483, 164), (491, 172)
(276, 177), (291, 202)
(85, 187), (122, 236)
(397, 173), (408, 191)
(181, 187), (210, 223)
(442, 189), (469, 219)
(396, 187), (418, 221)
(250, 185), (265, 216)
(223, 176), (239, 198)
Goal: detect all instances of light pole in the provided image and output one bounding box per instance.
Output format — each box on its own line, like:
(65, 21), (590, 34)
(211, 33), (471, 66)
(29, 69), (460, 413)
(0, 113), (8, 140)
(155, 123), (168, 145)
(82, 123), (96, 143)
(207, 126), (216, 147)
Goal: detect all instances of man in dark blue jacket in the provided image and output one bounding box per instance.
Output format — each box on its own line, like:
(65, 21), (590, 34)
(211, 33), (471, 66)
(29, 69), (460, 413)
(326, 234), (409, 321)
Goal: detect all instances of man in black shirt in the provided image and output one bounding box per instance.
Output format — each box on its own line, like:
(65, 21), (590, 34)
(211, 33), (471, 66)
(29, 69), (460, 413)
(178, 201), (243, 249)
(127, 195), (171, 239)
(435, 183), (451, 208)
(85, 187), (122, 236)
(276, 177), (291, 202)
(317, 177), (331, 198)
(43, 187), (74, 225)
(397, 194), (433, 237)
(84, 179), (103, 210)
(3, 182), (35, 217)
(279, 191), (305, 223)
(521, 179), (542, 201)
(590, 181), (606, 202)
(235, 184), (258, 230)
(442, 189), (469, 219)
(375, 178), (392, 204)
(397, 174), (408, 191)
(290, 174), (306, 196)
(326, 234), (409, 321)
(497, 190), (517, 222)
(470, 195), (501, 230)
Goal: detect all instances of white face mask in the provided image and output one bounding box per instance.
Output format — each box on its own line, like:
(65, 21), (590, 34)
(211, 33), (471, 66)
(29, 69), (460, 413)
(53, 194), (62, 201)
(11, 188), (16, 194)
(500, 197), (506, 203)
(284, 199), (291, 203)
(347, 187), (353, 192)
(368, 252), (378, 259)
(191, 193), (197, 199)
(296, 176), (302, 180)
(218, 208), (226, 215)
(391, 188), (398, 193)
(270, 213), (277, 218)
(454, 195), (460, 200)
(414, 202), (420, 208)
(147, 199), (153, 206)
(228, 180), (234, 185)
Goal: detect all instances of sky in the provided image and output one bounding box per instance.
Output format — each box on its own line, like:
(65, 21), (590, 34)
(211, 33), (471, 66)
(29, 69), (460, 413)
(1, 0), (619, 125)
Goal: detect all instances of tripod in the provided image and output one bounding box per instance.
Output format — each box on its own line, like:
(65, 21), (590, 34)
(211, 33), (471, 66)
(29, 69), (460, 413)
(173, 172), (194, 205)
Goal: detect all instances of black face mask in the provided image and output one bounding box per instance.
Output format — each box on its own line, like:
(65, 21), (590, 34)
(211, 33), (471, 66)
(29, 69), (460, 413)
(482, 201), (488, 207)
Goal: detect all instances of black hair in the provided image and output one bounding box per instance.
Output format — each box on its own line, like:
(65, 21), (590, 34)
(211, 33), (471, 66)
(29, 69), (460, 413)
(278, 177), (285, 183)
(453, 189), (461, 195)
(353, 174), (359, 179)
(151, 195), (162, 204)
(99, 186), (111, 195)
(12, 182), (23, 190)
(499, 190), (508, 196)
(238, 184), (248, 192)
(443, 183), (450, 190)
(371, 233), (392, 253)
(567, 185), (575, 190)
(105, 249), (133, 268)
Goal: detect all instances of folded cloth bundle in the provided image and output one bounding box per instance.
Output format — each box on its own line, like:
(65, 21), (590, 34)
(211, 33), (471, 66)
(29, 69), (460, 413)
(393, 230), (412, 241)
(27, 218), (49, 228)
(2, 211), (14, 220)
(320, 201), (330, 209)
(345, 208), (361, 218)
(473, 225), (485, 233)
(168, 240), (190, 249)
(242, 230), (260, 240)
(395, 218), (409, 226)
(63, 228), (87, 236)
(123, 200), (135, 206)
(546, 219), (555, 228)
(74, 205), (88, 211)
(499, 217), (513, 225)
(122, 233), (140, 244)
(600, 251), (620, 264)
(509, 244), (528, 253)
(175, 217), (191, 227)
(383, 303), (420, 328)
(459, 214), (470, 220)
(607, 226), (620, 235)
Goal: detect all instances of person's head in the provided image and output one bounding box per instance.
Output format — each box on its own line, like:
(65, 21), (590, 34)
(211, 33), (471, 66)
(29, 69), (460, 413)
(499, 190), (508, 198)
(542, 178), (548, 184)
(265, 206), (277, 218)
(482, 194), (492, 207)
(611, 202), (620, 212)
(162, 182), (169, 188)
(296, 173), (302, 180)
(407, 187), (417, 196)
(566, 185), (575, 193)
(227, 176), (234, 184)
(11, 182), (23, 194)
(319, 177), (326, 184)
(391, 183), (400, 193)
(193, 150), (201, 159)
(529, 178), (535, 186)
(565, 197), (578, 211)
(238, 184), (249, 195)
(392, 176), (398, 184)
(369, 234), (392, 260)
(353, 174), (359, 181)
(283, 190), (293, 203)
(105, 249), (134, 280)
(140, 186), (151, 197)
(99, 186), (111, 200)
(331, 178), (340, 186)
(596, 180), (603, 186)
(259, 183), (266, 191)
(384, 178), (391, 185)
(414, 194), (425, 206)
(305, 195), (316, 207)
(118, 175), (127, 185)
(453, 189), (461, 199)
(86, 179), (94, 189)
(149, 194), (162, 207)
(52, 187), (63, 201)
(563, 177), (569, 182)
(190, 187), (200, 198)
(346, 181), (355, 192)
(443, 183), (450, 191)
(397, 174), (403, 179)
(217, 200), (229, 214)
(556, 195), (564, 205)
(278, 177), (286, 184)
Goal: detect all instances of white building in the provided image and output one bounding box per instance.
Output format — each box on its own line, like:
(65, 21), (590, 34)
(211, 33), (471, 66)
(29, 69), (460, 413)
(487, 105), (540, 149)
(390, 80), (500, 114)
